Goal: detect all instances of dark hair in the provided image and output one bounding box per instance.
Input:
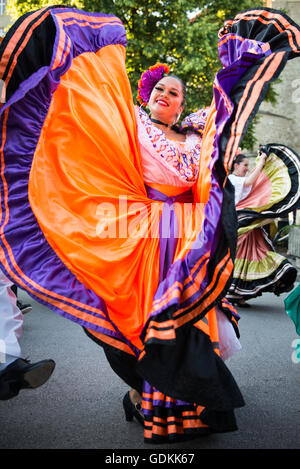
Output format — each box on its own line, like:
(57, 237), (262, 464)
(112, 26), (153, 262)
(233, 154), (248, 165)
(230, 153), (248, 173)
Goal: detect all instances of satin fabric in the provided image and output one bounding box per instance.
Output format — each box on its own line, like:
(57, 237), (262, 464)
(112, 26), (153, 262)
(0, 8), (299, 441)
(2, 7), (298, 351)
(228, 145), (300, 301)
(236, 153), (291, 214)
(28, 43), (213, 351)
(285, 285), (300, 349)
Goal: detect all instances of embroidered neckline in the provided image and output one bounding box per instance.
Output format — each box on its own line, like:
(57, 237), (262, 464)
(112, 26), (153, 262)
(136, 107), (203, 183)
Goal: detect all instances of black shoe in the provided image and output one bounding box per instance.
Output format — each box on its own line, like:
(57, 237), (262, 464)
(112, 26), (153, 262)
(0, 358), (55, 400)
(123, 391), (144, 426)
(236, 301), (251, 308)
(230, 300), (251, 308)
(17, 301), (32, 314)
(274, 282), (294, 296)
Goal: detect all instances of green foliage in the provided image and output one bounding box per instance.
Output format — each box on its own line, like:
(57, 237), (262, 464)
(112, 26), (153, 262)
(6, 0), (271, 149)
(6, 0), (83, 19)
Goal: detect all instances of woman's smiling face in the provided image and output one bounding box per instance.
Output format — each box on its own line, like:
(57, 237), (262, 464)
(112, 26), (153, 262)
(234, 158), (249, 177)
(148, 76), (184, 125)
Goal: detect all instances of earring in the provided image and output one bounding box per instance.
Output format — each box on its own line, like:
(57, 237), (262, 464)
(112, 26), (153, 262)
(174, 113), (181, 125)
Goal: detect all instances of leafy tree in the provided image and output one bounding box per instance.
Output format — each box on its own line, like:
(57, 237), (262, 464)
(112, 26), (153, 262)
(6, 0), (270, 149)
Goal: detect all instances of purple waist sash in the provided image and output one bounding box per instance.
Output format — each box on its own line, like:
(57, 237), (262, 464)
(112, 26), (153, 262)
(145, 184), (194, 282)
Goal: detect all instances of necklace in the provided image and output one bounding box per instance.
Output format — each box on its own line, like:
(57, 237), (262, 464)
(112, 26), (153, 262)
(150, 117), (169, 127)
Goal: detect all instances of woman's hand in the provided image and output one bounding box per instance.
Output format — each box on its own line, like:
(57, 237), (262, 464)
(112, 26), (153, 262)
(257, 150), (267, 168)
(244, 151), (267, 187)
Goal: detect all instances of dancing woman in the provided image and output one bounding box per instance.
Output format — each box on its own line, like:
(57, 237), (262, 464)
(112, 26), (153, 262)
(229, 151), (268, 206)
(0, 6), (299, 442)
(227, 146), (299, 307)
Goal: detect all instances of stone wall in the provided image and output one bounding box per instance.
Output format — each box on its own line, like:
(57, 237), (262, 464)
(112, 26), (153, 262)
(253, 0), (300, 155)
(0, 14), (10, 32)
(0, 0), (10, 36)
(288, 226), (300, 267)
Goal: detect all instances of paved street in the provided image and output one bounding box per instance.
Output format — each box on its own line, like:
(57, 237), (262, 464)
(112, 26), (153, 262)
(0, 288), (299, 450)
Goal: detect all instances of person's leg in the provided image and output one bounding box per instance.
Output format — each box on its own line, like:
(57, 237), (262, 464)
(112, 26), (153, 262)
(10, 284), (17, 297)
(84, 327), (143, 390)
(83, 327), (144, 423)
(0, 271), (23, 367)
(103, 347), (144, 420)
(10, 284), (32, 315)
(0, 270), (55, 400)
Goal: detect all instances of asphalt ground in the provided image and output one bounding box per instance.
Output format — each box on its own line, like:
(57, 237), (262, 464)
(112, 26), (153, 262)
(0, 288), (299, 451)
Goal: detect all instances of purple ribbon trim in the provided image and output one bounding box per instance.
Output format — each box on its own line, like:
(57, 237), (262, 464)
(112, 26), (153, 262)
(145, 184), (193, 282)
(142, 380), (190, 411)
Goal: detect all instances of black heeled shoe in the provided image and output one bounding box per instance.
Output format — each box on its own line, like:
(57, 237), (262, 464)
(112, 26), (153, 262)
(123, 391), (144, 426)
(236, 301), (251, 308)
(231, 300), (251, 308)
(274, 282), (294, 296)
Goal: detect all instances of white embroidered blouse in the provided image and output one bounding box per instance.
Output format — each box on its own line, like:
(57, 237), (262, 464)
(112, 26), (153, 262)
(135, 106), (208, 187)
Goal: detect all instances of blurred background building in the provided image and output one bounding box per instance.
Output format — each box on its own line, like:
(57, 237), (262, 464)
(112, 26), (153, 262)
(0, 0), (9, 37)
(254, 0), (300, 155)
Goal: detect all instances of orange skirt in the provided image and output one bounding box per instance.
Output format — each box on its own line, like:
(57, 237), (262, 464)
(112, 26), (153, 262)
(0, 6), (299, 442)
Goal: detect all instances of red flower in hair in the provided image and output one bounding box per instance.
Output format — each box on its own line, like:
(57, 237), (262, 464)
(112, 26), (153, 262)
(137, 63), (170, 106)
